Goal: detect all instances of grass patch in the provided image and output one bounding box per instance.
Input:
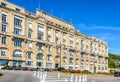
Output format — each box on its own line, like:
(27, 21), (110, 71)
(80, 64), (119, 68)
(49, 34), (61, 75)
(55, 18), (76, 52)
(59, 71), (114, 76)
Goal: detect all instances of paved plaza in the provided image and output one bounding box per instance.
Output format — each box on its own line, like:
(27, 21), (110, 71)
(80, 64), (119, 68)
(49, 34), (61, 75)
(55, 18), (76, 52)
(0, 70), (120, 82)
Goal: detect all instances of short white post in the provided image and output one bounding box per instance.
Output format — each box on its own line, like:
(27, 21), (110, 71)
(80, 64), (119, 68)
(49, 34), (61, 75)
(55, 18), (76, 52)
(79, 76), (81, 82)
(82, 75), (85, 82)
(71, 74), (73, 82)
(34, 71), (36, 77)
(65, 79), (68, 82)
(58, 72), (60, 78)
(71, 74), (73, 79)
(45, 71), (47, 77)
(84, 75), (87, 81)
(37, 71), (40, 78)
(75, 76), (78, 82)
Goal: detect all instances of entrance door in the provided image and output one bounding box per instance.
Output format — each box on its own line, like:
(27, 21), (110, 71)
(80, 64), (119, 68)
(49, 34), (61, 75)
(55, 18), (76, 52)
(94, 67), (96, 73)
(55, 64), (59, 68)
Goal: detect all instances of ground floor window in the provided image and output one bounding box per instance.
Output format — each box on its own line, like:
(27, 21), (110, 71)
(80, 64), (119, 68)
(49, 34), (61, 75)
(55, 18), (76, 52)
(26, 61), (33, 66)
(13, 61), (22, 67)
(46, 63), (52, 68)
(0, 60), (8, 66)
(36, 62), (43, 67)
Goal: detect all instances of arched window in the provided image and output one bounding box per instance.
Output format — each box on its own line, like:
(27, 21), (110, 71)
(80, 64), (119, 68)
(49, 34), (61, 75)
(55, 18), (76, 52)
(47, 54), (51, 61)
(37, 53), (43, 59)
(63, 57), (66, 62)
(69, 58), (73, 63)
(13, 50), (22, 57)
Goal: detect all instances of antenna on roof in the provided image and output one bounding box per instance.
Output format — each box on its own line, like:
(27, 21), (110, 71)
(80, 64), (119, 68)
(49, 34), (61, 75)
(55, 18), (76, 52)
(51, 8), (53, 15)
(39, 1), (41, 9)
(61, 13), (63, 19)
(70, 18), (72, 23)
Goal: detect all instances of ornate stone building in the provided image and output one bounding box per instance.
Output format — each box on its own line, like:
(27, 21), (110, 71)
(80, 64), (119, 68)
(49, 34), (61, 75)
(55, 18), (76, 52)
(0, 0), (108, 73)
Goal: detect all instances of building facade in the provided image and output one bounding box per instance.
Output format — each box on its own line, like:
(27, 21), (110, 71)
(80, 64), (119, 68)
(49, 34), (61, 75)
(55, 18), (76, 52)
(0, 0), (108, 73)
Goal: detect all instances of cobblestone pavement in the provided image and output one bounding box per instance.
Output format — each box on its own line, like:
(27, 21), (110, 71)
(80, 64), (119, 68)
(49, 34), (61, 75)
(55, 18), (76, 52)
(0, 70), (120, 82)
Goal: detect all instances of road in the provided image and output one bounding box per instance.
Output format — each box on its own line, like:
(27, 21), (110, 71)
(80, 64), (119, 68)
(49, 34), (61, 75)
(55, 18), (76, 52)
(0, 70), (120, 82)
(0, 70), (39, 82)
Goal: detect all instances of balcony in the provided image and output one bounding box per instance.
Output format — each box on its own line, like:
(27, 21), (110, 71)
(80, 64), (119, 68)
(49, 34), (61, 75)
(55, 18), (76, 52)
(12, 34), (25, 40)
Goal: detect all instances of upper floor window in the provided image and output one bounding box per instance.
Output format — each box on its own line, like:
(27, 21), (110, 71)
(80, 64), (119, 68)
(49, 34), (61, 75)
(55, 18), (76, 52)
(1, 48), (6, 56)
(28, 41), (32, 49)
(47, 28), (50, 34)
(37, 44), (44, 50)
(14, 17), (22, 26)
(14, 39), (22, 46)
(14, 28), (22, 35)
(2, 24), (6, 33)
(16, 8), (21, 12)
(2, 36), (6, 44)
(28, 31), (32, 38)
(48, 46), (51, 52)
(69, 58), (73, 63)
(38, 34), (43, 40)
(13, 50), (22, 57)
(28, 22), (32, 29)
(38, 24), (43, 32)
(37, 53), (43, 59)
(55, 31), (58, 37)
(2, 14), (6, 22)
(69, 50), (73, 55)
(47, 54), (51, 61)
(1, 2), (7, 7)
(27, 52), (32, 59)
(81, 39), (84, 44)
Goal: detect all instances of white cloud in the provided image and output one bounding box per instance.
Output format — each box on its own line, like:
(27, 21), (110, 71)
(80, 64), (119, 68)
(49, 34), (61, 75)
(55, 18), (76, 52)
(77, 23), (120, 31)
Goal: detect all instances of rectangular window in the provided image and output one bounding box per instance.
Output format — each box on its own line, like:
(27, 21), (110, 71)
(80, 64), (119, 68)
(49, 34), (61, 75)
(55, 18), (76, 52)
(14, 39), (22, 46)
(28, 22), (32, 29)
(1, 48), (6, 56)
(46, 63), (52, 68)
(2, 14), (6, 22)
(28, 31), (32, 38)
(28, 42), (32, 49)
(2, 24), (6, 32)
(47, 28), (50, 34)
(26, 61), (33, 66)
(38, 34), (43, 40)
(38, 24), (43, 32)
(36, 62), (43, 67)
(37, 44), (43, 50)
(14, 28), (22, 35)
(2, 36), (6, 44)
(14, 17), (22, 26)
(1, 2), (7, 7)
(27, 52), (31, 59)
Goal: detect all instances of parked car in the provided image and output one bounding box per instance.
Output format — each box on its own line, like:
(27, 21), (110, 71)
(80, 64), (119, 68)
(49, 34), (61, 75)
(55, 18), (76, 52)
(1, 66), (13, 70)
(114, 72), (120, 77)
(55, 67), (65, 71)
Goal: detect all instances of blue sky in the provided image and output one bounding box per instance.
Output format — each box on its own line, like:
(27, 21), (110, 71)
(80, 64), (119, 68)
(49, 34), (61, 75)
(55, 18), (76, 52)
(8, 0), (120, 55)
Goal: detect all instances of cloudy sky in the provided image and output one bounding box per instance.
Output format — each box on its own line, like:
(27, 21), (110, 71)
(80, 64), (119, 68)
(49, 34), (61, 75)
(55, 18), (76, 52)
(8, 0), (120, 55)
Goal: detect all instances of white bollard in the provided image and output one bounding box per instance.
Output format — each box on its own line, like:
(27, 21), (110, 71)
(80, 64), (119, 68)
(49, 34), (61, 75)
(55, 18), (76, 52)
(45, 71), (47, 77)
(75, 76), (78, 82)
(37, 71), (40, 78)
(58, 73), (60, 78)
(82, 75), (85, 82)
(65, 79), (68, 82)
(79, 76), (81, 82)
(34, 71), (36, 77)
(71, 74), (73, 79)
(84, 75), (87, 81)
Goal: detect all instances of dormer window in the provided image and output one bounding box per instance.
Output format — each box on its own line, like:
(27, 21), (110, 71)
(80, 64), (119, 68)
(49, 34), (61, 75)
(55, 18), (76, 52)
(16, 8), (21, 12)
(1, 2), (7, 7)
